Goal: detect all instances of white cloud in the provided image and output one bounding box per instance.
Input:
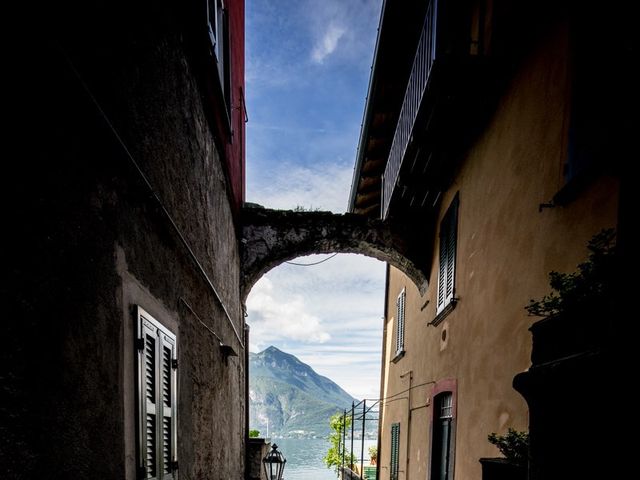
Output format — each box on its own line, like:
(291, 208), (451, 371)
(305, 0), (381, 68)
(311, 22), (346, 64)
(247, 277), (331, 349)
(248, 160), (354, 213)
(246, 254), (386, 399)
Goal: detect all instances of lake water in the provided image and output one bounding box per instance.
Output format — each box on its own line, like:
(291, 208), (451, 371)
(272, 438), (377, 480)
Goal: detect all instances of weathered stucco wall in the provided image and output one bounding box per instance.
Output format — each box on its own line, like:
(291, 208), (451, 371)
(3, 1), (246, 479)
(378, 20), (620, 480)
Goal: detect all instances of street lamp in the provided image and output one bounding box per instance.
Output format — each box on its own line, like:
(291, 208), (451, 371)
(263, 443), (286, 480)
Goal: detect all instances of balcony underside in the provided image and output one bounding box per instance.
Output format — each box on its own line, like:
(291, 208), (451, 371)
(383, 56), (496, 220)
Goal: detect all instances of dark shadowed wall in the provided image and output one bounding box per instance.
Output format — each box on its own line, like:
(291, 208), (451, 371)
(3, 1), (246, 479)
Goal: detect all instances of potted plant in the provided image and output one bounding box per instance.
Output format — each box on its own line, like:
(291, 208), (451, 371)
(487, 429), (528, 466)
(368, 446), (377, 466)
(524, 228), (616, 366)
(480, 428), (528, 480)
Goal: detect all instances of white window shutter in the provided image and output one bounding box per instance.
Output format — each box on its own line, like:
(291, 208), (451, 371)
(138, 314), (159, 480)
(160, 332), (177, 479)
(445, 198), (458, 305)
(137, 307), (177, 480)
(396, 289), (406, 355)
(437, 195), (459, 313)
(437, 229), (447, 310)
(206, 0), (219, 56)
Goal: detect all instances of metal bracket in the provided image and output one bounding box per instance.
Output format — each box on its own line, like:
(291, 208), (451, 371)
(135, 338), (145, 351)
(538, 201), (556, 212)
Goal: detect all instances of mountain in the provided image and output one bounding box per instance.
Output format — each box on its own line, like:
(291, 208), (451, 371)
(249, 346), (357, 438)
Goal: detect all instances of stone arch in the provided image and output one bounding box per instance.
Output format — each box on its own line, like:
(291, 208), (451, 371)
(240, 207), (432, 302)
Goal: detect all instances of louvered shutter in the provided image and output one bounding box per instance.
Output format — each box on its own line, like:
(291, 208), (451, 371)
(390, 423), (400, 480)
(437, 228), (447, 310)
(395, 289), (406, 355)
(137, 307), (177, 480)
(445, 197), (458, 307)
(159, 331), (177, 479)
(138, 315), (159, 480)
(437, 196), (459, 313)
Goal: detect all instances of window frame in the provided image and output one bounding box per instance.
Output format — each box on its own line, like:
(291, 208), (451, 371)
(136, 306), (178, 480)
(429, 379), (457, 480)
(206, 0), (232, 117)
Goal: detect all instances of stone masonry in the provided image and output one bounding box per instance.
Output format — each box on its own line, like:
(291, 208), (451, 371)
(240, 206), (432, 301)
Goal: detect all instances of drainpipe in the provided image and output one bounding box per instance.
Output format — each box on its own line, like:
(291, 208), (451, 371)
(378, 265), (390, 480)
(244, 324), (250, 479)
(400, 370), (413, 480)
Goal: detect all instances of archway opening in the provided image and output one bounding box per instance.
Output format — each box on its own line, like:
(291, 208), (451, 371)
(246, 253), (387, 478)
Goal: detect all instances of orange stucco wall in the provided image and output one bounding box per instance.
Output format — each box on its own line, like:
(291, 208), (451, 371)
(378, 20), (619, 480)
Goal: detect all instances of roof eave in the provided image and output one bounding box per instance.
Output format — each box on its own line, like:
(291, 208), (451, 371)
(348, 0), (388, 214)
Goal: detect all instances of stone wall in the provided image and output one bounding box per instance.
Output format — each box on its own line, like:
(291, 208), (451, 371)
(240, 207), (432, 300)
(247, 439), (271, 480)
(3, 1), (246, 479)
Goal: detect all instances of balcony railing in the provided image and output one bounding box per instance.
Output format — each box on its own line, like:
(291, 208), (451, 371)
(382, 0), (438, 219)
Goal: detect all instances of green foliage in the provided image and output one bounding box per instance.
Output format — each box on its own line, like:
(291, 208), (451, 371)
(488, 428), (529, 466)
(526, 229), (616, 317)
(324, 412), (356, 473)
(368, 445), (377, 461)
(249, 429), (260, 438)
(293, 205), (322, 212)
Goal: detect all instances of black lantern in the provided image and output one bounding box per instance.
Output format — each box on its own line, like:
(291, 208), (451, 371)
(263, 443), (286, 480)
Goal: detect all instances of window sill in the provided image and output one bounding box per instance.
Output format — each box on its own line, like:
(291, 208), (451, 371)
(429, 298), (457, 327)
(391, 350), (405, 363)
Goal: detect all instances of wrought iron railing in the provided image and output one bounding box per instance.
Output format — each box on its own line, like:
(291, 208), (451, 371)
(339, 399), (380, 480)
(382, 0), (438, 218)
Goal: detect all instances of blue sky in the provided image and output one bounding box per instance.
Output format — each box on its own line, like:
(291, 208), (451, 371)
(245, 0), (385, 400)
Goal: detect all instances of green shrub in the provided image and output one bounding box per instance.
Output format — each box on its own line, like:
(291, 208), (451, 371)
(526, 229), (616, 317)
(368, 445), (377, 462)
(324, 412), (356, 473)
(488, 428), (529, 466)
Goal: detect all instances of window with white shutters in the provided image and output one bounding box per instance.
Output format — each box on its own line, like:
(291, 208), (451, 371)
(395, 289), (406, 357)
(436, 195), (459, 316)
(206, 0), (231, 114)
(137, 306), (178, 480)
(390, 422), (400, 480)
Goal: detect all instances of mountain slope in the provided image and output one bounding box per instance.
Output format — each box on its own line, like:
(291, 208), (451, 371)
(249, 346), (356, 438)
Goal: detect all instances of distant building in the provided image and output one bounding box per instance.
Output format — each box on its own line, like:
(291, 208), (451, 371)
(349, 1), (630, 479)
(4, 0), (247, 478)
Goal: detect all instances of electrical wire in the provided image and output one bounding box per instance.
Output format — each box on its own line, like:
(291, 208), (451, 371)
(57, 43), (244, 349)
(339, 379), (437, 418)
(179, 297), (223, 344)
(285, 253), (339, 266)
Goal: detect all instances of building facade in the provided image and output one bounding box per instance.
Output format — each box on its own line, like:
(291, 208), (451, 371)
(350, 1), (629, 479)
(4, 0), (247, 479)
